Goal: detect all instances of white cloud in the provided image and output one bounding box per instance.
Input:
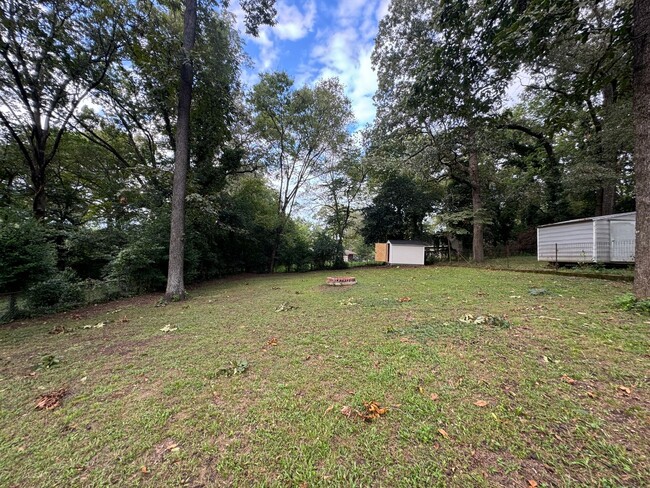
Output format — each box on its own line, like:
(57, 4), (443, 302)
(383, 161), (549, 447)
(274, 0), (316, 40)
(233, 0), (317, 85)
(300, 0), (390, 127)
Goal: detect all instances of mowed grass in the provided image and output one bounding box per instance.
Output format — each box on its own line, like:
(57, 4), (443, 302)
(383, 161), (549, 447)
(0, 267), (648, 487)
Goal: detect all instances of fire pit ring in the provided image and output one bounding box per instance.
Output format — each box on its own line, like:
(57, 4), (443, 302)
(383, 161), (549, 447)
(326, 276), (357, 286)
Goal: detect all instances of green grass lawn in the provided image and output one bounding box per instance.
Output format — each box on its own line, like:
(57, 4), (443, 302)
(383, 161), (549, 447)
(447, 255), (635, 278)
(1, 267), (648, 487)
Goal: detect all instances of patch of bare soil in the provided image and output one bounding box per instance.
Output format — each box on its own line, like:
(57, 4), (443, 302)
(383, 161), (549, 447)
(468, 448), (557, 487)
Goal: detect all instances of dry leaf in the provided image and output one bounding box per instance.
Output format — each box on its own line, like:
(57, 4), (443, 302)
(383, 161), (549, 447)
(417, 386), (424, 394)
(618, 385), (631, 395)
(561, 374), (576, 384)
(340, 405), (353, 418)
(586, 392), (596, 398)
(398, 297), (412, 302)
(473, 400), (488, 407)
(324, 405), (334, 415)
(438, 428), (449, 439)
(528, 480), (538, 488)
(35, 388), (68, 410)
(360, 401), (388, 422)
(430, 393), (439, 401)
(141, 466), (149, 474)
(267, 337), (278, 346)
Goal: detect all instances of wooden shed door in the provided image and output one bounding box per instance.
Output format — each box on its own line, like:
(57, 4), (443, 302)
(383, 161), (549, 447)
(375, 243), (388, 262)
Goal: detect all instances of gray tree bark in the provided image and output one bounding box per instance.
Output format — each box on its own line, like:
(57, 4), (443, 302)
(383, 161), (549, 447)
(165, 0), (196, 301)
(468, 131), (484, 263)
(634, 0), (650, 298)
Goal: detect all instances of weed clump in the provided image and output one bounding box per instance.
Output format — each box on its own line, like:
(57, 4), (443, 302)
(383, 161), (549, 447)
(615, 293), (650, 315)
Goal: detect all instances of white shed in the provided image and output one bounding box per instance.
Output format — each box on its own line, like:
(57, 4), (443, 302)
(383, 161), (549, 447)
(386, 240), (430, 265)
(537, 212), (636, 264)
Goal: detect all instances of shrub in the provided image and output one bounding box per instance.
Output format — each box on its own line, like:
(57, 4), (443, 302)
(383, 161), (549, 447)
(615, 293), (650, 315)
(25, 269), (84, 314)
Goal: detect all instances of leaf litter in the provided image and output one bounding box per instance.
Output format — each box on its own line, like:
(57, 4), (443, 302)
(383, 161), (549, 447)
(35, 387), (68, 410)
(340, 401), (388, 422)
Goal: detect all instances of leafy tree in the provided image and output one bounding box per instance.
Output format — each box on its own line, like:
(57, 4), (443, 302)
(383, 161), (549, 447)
(0, 211), (56, 319)
(361, 174), (439, 244)
(0, 0), (129, 218)
(318, 140), (367, 266)
(249, 72), (353, 271)
(312, 230), (340, 270)
(165, 0), (276, 300)
(373, 0), (511, 262)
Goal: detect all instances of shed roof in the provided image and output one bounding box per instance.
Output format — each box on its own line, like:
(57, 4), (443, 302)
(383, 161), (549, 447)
(344, 250), (355, 255)
(537, 212), (636, 229)
(387, 239), (431, 246)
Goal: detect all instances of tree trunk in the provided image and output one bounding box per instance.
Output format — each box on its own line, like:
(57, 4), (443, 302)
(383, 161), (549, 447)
(31, 171), (47, 220)
(600, 83), (617, 216)
(633, 0), (650, 298)
(165, 0), (196, 301)
(468, 134), (484, 263)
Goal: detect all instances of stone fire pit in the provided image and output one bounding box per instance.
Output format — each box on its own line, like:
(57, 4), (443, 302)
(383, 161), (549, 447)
(326, 276), (357, 286)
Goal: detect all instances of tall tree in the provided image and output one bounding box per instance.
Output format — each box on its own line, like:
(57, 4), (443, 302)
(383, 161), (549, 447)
(165, 0), (197, 301)
(633, 0), (650, 298)
(249, 73), (353, 272)
(0, 0), (127, 219)
(164, 0), (276, 300)
(318, 141), (367, 266)
(373, 0), (510, 262)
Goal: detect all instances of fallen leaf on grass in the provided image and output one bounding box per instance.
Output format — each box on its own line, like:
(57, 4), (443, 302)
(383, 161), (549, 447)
(275, 302), (296, 312)
(586, 392), (596, 398)
(160, 324), (177, 333)
(398, 297), (412, 303)
(267, 337), (278, 346)
(141, 466), (149, 474)
(528, 480), (538, 488)
(473, 400), (488, 407)
(83, 322), (105, 329)
(35, 388), (68, 410)
(438, 428), (449, 439)
(340, 405), (354, 418)
(618, 385), (631, 395)
(561, 374), (576, 384)
(360, 401), (388, 422)
(430, 393), (439, 401)
(324, 405), (334, 415)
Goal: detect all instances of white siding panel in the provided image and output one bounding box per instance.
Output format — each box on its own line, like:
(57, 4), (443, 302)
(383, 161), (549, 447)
(537, 222), (595, 262)
(389, 245), (425, 265)
(594, 220), (610, 262)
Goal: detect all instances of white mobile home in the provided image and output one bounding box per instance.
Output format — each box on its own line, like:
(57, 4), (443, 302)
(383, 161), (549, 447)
(537, 212), (636, 264)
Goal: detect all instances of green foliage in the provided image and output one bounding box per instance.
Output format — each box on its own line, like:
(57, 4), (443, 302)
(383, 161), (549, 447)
(0, 213), (57, 294)
(312, 231), (341, 270)
(38, 355), (62, 370)
(25, 270), (84, 314)
(615, 294), (650, 315)
(217, 359), (249, 377)
(362, 174), (440, 244)
(108, 217), (170, 293)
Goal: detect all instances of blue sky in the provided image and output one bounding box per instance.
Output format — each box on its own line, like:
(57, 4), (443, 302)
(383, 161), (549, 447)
(233, 0), (391, 127)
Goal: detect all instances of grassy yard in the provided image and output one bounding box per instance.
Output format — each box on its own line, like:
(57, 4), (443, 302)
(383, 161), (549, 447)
(447, 255), (635, 278)
(0, 266), (648, 487)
